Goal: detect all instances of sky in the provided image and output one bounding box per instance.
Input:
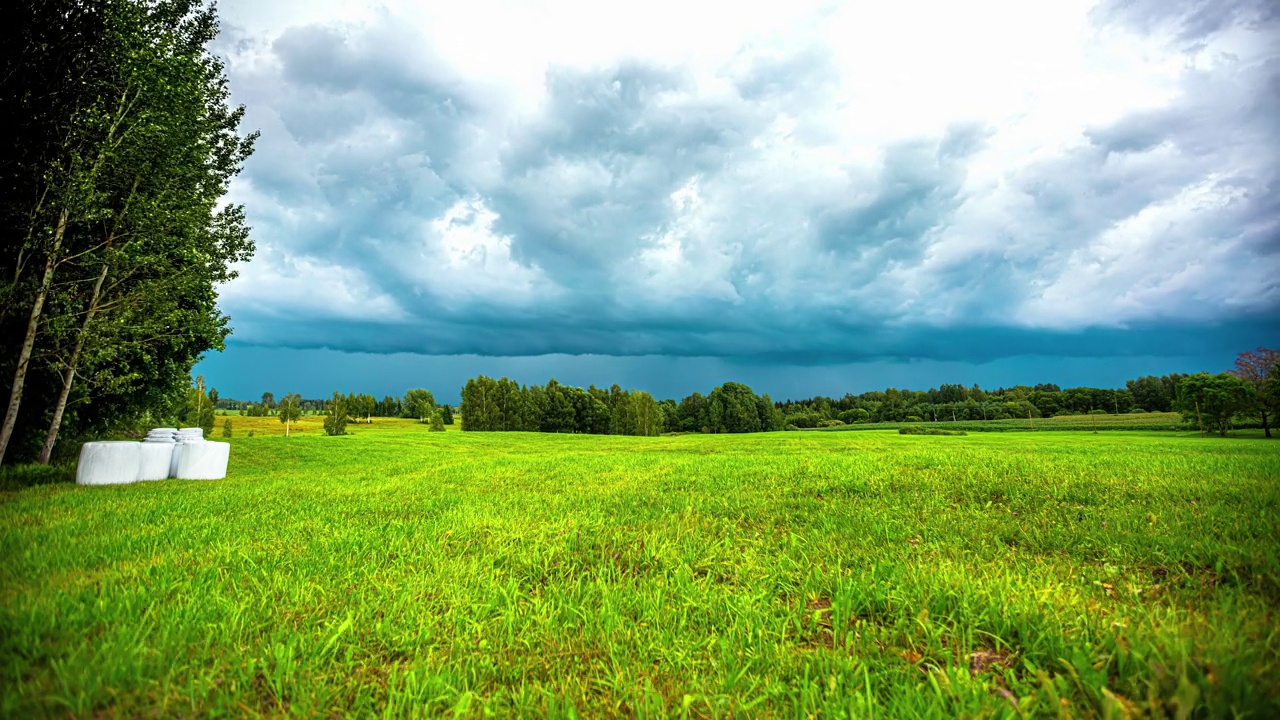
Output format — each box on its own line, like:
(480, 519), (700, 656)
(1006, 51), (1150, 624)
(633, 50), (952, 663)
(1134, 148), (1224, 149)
(196, 0), (1280, 404)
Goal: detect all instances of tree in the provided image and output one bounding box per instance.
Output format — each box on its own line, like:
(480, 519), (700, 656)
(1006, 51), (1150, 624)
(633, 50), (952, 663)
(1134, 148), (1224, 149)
(186, 375), (214, 436)
(322, 392), (348, 436)
(277, 392), (301, 437)
(261, 392), (275, 410)
(221, 418), (232, 438)
(440, 404), (454, 425)
(1230, 348), (1280, 438)
(1175, 373), (1254, 437)
(2, 0), (255, 465)
(428, 410), (446, 432)
(404, 388), (435, 423)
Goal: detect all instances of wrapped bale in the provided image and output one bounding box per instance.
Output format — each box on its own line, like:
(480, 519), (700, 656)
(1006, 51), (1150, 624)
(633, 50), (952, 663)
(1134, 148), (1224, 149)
(175, 440), (229, 480)
(77, 442), (142, 485)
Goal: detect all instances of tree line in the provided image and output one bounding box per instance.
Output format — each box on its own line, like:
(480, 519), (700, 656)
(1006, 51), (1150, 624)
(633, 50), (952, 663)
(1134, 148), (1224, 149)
(220, 390), (455, 426)
(449, 348), (1278, 438)
(457, 377), (782, 435)
(771, 348), (1280, 437)
(0, 0), (253, 465)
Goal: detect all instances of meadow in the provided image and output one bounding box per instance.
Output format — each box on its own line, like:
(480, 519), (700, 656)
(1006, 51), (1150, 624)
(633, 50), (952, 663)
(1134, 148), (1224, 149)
(2, 423), (1278, 718)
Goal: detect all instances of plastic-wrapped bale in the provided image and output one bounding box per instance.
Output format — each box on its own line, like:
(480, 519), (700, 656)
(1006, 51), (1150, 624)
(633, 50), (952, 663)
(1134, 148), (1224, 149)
(176, 440), (229, 480)
(137, 440), (175, 481)
(77, 441), (142, 485)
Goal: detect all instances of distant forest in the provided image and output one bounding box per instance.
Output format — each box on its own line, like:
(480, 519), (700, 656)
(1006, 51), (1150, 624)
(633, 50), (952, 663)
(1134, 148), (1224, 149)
(213, 347), (1279, 439)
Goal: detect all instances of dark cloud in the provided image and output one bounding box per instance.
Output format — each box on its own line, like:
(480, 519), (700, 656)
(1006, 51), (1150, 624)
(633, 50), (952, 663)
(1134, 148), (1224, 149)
(814, 125), (986, 265)
(215, 7), (1280, 367)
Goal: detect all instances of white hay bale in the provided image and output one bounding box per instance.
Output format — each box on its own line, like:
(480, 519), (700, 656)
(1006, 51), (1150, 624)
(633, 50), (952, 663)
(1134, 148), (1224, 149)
(76, 441), (142, 486)
(137, 442), (174, 481)
(175, 440), (229, 480)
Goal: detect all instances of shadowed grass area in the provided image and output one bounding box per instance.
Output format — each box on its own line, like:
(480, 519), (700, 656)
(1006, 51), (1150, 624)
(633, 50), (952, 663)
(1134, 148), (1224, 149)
(2, 428), (1278, 717)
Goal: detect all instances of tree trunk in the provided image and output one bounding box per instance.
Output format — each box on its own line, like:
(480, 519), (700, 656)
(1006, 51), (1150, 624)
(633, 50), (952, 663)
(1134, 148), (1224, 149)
(285, 419), (290, 437)
(1263, 409), (1271, 439)
(38, 260), (109, 464)
(0, 208), (68, 464)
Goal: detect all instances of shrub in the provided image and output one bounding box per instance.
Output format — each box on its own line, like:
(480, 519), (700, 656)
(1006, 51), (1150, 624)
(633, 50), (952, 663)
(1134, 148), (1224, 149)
(221, 419), (232, 438)
(905, 415), (922, 423)
(817, 419), (846, 427)
(1129, 407), (1147, 414)
(429, 411), (446, 432)
(785, 413), (822, 429)
(899, 426), (967, 436)
(0, 464), (74, 491)
(247, 430), (254, 438)
(784, 424), (800, 431)
(838, 408), (871, 424)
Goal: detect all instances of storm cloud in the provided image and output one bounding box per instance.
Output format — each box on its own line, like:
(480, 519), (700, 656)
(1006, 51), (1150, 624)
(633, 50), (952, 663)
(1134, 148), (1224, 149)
(210, 0), (1280, 371)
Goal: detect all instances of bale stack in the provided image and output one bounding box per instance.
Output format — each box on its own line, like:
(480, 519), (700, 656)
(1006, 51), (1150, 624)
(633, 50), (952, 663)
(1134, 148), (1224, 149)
(75, 426), (230, 485)
(139, 428), (178, 481)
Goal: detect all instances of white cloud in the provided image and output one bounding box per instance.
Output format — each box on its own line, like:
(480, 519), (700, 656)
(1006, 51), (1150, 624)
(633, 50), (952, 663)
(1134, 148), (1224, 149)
(213, 0), (1280, 358)
(414, 199), (559, 306)
(220, 249), (407, 328)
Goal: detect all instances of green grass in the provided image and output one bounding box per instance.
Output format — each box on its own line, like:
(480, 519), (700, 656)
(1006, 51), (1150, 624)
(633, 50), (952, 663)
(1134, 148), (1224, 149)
(814, 412), (1191, 433)
(2, 426), (1279, 718)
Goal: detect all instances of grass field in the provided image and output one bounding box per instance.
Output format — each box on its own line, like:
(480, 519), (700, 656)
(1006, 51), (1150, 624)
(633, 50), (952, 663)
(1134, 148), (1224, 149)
(2, 425), (1278, 718)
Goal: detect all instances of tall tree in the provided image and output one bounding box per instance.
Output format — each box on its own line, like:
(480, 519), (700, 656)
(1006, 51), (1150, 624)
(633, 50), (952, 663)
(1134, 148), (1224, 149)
(185, 375), (214, 436)
(277, 393), (301, 437)
(322, 392), (348, 437)
(1230, 347), (1280, 438)
(2, 0), (255, 464)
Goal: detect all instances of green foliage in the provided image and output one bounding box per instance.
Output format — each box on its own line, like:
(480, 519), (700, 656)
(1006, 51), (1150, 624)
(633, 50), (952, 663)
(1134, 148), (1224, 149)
(184, 376), (215, 437)
(221, 419), (232, 438)
(440, 404), (454, 425)
(1176, 373), (1255, 437)
(277, 393), (302, 436)
(322, 392), (348, 437)
(838, 408), (870, 424)
(1231, 348), (1280, 438)
(460, 376), (670, 435)
(1, 430), (1277, 716)
(0, 0), (256, 464)
(403, 388), (436, 423)
(428, 411), (446, 432)
(0, 463), (74, 492)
